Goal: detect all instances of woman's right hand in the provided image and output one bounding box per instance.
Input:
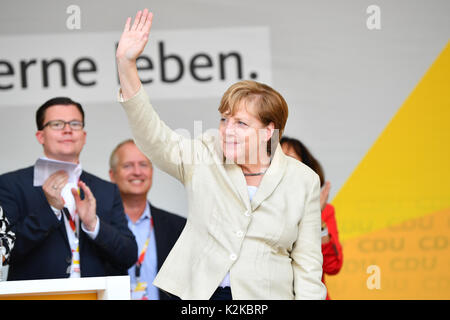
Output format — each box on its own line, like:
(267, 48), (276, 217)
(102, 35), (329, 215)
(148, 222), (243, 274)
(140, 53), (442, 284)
(116, 9), (153, 99)
(116, 9), (153, 62)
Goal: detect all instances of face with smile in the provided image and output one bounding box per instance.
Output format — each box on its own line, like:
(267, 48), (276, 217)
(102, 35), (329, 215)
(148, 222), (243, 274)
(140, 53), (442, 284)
(218, 99), (274, 165)
(109, 142), (153, 198)
(35, 104), (86, 163)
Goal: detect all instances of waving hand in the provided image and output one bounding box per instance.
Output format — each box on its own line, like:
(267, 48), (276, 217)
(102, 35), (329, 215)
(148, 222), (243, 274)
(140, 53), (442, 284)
(116, 9), (153, 62)
(116, 9), (153, 99)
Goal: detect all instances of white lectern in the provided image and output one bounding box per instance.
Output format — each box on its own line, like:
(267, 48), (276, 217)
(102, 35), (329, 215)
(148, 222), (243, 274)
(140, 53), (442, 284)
(0, 276), (130, 300)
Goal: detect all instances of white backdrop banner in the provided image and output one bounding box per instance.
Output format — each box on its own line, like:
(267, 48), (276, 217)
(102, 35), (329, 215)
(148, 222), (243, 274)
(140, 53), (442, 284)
(0, 26), (271, 106)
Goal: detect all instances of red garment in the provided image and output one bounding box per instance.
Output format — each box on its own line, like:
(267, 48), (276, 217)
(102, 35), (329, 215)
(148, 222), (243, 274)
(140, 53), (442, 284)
(321, 204), (343, 300)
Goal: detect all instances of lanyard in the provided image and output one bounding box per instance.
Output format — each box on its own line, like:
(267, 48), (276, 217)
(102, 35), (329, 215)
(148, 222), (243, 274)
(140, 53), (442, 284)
(61, 183), (80, 238)
(135, 216), (154, 280)
(62, 197), (80, 277)
(62, 207), (78, 238)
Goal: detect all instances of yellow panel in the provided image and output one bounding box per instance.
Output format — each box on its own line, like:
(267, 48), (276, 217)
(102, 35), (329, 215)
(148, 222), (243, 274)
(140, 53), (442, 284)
(326, 208), (450, 299)
(332, 42), (450, 241)
(326, 41), (450, 300)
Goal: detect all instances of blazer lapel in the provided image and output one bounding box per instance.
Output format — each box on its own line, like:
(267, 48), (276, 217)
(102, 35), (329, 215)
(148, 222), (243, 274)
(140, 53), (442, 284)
(209, 135), (286, 212)
(210, 134), (251, 210)
(250, 144), (287, 211)
(149, 204), (165, 270)
(224, 163), (252, 210)
(79, 171), (88, 199)
(78, 171), (89, 253)
(222, 143), (287, 212)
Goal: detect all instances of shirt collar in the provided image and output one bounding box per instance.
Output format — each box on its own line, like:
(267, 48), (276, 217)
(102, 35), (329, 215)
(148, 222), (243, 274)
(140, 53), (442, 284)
(142, 202), (151, 220)
(127, 202), (152, 224)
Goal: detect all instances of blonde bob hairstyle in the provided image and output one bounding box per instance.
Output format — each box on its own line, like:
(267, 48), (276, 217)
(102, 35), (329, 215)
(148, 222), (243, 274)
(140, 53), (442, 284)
(218, 80), (289, 155)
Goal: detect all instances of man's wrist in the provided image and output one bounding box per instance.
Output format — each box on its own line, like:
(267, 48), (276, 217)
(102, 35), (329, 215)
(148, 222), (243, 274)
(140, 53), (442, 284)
(82, 216), (100, 240)
(50, 206), (62, 220)
(84, 215), (98, 232)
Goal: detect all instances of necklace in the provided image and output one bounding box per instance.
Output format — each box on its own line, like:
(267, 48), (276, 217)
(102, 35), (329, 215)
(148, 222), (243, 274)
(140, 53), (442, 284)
(243, 172), (265, 176)
(243, 169), (268, 176)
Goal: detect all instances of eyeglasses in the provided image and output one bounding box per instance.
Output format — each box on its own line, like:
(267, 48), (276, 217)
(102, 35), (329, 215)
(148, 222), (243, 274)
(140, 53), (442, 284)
(42, 120), (84, 131)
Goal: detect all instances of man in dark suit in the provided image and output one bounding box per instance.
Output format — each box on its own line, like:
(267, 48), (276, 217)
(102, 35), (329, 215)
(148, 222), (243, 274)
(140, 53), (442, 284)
(0, 97), (137, 281)
(109, 139), (186, 300)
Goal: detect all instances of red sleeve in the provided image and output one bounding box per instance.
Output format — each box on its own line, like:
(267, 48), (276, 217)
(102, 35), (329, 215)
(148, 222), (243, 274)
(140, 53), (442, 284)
(321, 204), (343, 275)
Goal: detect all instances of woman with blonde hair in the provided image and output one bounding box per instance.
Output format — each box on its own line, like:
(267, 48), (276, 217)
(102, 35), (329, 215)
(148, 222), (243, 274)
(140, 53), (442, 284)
(115, 9), (326, 300)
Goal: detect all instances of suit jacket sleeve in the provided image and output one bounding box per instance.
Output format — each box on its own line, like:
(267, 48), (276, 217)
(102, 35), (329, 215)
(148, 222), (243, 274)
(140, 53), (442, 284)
(87, 183), (138, 271)
(120, 86), (205, 184)
(291, 175), (327, 300)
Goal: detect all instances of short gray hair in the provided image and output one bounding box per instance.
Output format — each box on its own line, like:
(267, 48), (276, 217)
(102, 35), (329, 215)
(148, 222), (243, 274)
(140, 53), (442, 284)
(109, 139), (135, 171)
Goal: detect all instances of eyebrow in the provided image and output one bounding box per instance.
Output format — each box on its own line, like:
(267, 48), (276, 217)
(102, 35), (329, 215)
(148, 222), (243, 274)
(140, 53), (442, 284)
(221, 114), (250, 122)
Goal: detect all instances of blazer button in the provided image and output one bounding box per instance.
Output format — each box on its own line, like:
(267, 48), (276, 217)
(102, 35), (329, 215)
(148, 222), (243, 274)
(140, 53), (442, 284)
(236, 230), (244, 238)
(66, 256), (72, 263)
(244, 210), (251, 217)
(230, 254), (237, 261)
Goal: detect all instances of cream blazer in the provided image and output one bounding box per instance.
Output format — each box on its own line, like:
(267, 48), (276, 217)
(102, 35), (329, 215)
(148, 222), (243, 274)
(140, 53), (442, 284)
(119, 86), (326, 300)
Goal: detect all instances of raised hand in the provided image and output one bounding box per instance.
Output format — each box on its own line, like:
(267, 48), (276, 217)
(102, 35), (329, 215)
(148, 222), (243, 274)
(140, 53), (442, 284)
(116, 9), (153, 62)
(320, 181), (331, 212)
(116, 9), (153, 100)
(71, 180), (97, 232)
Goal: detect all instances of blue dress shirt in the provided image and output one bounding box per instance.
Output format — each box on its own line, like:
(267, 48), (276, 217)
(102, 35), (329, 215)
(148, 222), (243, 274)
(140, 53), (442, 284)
(126, 203), (159, 300)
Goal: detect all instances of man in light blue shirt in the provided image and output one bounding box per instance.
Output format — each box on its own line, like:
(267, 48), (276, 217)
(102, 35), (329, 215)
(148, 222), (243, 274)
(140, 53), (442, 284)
(126, 202), (159, 299)
(109, 139), (186, 300)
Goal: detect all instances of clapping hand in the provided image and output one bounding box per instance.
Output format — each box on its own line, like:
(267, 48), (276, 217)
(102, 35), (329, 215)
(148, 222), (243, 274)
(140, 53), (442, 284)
(71, 181), (97, 232)
(42, 170), (69, 210)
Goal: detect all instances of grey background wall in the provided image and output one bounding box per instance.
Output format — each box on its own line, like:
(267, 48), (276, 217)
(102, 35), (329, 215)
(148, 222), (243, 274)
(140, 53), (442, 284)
(1, 0), (449, 217)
